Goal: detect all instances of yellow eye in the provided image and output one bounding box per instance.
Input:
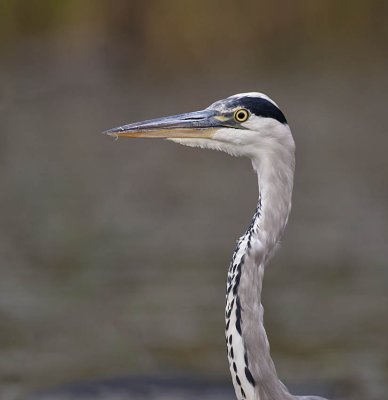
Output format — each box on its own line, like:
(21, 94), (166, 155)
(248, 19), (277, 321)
(234, 108), (250, 123)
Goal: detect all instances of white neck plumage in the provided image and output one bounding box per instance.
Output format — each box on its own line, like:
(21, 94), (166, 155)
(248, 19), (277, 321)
(225, 131), (297, 400)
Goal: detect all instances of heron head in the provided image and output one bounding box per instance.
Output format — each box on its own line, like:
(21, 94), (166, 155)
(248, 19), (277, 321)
(105, 92), (293, 158)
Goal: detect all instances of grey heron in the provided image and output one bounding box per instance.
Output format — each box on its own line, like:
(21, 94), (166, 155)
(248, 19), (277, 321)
(105, 92), (328, 400)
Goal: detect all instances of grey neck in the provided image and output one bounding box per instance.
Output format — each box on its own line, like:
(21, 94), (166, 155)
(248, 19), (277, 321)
(226, 139), (297, 400)
(239, 149), (295, 400)
(226, 136), (328, 400)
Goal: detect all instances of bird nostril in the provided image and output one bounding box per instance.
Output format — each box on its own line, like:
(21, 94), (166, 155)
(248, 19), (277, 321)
(180, 116), (204, 120)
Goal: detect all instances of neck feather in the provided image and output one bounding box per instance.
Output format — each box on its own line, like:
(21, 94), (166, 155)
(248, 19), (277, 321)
(226, 137), (296, 400)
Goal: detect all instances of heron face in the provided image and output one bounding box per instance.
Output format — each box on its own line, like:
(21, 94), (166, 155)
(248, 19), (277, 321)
(105, 92), (292, 157)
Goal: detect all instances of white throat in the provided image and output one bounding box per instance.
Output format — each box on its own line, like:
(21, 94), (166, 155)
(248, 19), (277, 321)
(225, 128), (296, 400)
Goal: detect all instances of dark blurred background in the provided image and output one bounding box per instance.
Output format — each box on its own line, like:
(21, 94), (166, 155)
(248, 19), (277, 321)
(0, 1), (387, 399)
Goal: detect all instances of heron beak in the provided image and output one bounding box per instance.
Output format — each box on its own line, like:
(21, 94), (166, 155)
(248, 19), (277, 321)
(104, 109), (222, 139)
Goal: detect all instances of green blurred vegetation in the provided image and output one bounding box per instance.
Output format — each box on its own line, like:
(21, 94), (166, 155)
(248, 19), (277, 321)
(1, 0), (387, 69)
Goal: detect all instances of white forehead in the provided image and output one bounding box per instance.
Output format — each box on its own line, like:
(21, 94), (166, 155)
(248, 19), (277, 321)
(228, 92), (279, 108)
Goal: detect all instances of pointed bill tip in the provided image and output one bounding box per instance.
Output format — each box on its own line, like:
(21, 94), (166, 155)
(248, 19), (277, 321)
(103, 126), (127, 140)
(103, 126), (123, 135)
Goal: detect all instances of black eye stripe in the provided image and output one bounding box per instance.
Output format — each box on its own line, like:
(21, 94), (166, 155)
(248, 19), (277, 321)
(225, 97), (287, 125)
